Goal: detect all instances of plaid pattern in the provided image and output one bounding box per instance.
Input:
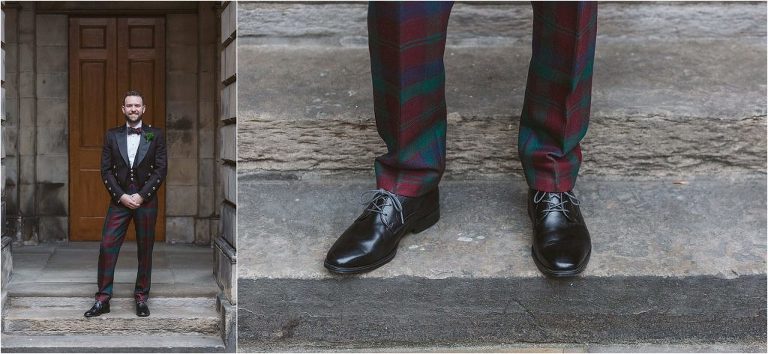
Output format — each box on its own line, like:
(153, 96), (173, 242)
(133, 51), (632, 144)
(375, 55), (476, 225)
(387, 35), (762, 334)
(519, 2), (598, 192)
(95, 185), (158, 303)
(369, 1), (598, 196)
(369, 1), (454, 197)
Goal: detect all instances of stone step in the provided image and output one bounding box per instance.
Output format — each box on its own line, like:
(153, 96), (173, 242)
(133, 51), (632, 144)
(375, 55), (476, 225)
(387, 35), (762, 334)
(2, 297), (219, 336)
(1, 334), (225, 353)
(236, 175), (767, 350)
(237, 2), (767, 176)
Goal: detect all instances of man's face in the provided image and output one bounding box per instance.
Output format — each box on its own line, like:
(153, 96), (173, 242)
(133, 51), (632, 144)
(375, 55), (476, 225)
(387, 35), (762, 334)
(122, 96), (146, 123)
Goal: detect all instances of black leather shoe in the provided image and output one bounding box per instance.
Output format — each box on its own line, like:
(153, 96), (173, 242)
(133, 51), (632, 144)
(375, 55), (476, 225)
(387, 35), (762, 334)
(135, 301), (150, 317)
(83, 300), (110, 317)
(324, 188), (440, 274)
(528, 189), (591, 277)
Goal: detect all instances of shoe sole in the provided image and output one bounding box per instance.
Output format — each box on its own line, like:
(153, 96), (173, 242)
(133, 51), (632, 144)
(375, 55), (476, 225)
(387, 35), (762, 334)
(530, 246), (591, 278)
(324, 209), (440, 275)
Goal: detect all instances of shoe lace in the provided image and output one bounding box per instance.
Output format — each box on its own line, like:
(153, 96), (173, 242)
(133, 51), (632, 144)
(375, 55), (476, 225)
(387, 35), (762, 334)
(360, 189), (404, 224)
(534, 190), (580, 221)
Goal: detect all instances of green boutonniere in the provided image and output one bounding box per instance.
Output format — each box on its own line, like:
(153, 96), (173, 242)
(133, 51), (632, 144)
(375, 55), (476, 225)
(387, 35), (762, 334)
(145, 132), (155, 142)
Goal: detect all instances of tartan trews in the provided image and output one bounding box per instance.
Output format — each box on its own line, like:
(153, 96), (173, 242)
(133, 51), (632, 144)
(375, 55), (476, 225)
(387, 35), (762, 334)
(369, 1), (454, 198)
(95, 197), (158, 302)
(518, 2), (598, 192)
(368, 1), (598, 196)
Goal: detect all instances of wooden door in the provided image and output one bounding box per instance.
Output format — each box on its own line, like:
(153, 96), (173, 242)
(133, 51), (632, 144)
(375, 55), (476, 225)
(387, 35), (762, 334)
(69, 17), (166, 241)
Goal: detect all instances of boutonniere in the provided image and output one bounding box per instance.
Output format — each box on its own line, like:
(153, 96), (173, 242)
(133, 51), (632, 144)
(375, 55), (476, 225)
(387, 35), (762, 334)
(145, 132), (155, 142)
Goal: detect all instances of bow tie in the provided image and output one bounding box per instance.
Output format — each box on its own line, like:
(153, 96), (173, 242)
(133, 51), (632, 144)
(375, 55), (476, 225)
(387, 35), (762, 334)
(128, 127), (142, 135)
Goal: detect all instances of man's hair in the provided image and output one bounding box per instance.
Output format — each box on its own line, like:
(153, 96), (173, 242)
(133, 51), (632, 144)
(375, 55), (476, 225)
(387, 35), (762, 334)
(123, 90), (145, 106)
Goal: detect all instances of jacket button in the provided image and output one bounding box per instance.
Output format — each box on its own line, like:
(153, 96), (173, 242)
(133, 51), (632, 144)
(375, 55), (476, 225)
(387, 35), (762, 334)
(152, 187), (156, 190)
(148, 192), (151, 196)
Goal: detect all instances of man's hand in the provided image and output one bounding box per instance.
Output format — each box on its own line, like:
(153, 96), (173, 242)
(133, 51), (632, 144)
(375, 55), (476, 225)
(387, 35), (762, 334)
(130, 194), (144, 205)
(119, 194), (140, 209)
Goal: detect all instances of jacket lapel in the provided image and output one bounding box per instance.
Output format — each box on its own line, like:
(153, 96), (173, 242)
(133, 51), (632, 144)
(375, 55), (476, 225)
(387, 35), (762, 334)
(134, 129), (151, 167)
(116, 128), (130, 167)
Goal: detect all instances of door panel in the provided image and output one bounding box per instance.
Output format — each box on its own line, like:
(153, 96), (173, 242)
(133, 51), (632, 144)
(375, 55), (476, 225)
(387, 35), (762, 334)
(69, 17), (166, 242)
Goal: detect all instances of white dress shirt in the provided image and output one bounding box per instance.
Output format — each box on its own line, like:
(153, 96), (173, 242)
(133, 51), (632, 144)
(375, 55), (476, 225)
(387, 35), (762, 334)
(127, 121), (143, 167)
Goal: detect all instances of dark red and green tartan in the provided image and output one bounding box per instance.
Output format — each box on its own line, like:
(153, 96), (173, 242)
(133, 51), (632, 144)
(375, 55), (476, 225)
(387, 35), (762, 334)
(519, 2), (598, 192)
(368, 1), (598, 196)
(369, 1), (454, 197)
(95, 189), (158, 303)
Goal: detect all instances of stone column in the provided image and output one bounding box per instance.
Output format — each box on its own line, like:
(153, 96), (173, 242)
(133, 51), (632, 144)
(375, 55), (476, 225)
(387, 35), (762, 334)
(34, 13), (68, 242)
(166, 13), (200, 243)
(197, 2), (219, 246)
(2, 1), (14, 310)
(215, 1), (237, 351)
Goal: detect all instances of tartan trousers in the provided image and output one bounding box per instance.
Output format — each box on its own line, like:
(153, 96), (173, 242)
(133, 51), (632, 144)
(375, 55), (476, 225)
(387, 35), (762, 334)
(369, 1), (598, 196)
(95, 193), (158, 302)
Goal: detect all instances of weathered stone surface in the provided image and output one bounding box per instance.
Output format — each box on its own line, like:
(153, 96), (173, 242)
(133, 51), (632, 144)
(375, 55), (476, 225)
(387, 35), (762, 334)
(36, 98), (67, 126)
(168, 44), (199, 73)
(167, 14), (198, 46)
(2, 334), (225, 353)
(237, 176), (766, 280)
(36, 125), (67, 155)
(239, 276), (766, 350)
(239, 114), (767, 178)
(221, 164), (235, 204)
(166, 185), (199, 216)
(195, 218), (211, 245)
(35, 182), (67, 216)
(213, 238), (236, 306)
(34, 14), (67, 46)
(239, 2), (766, 47)
(219, 124), (235, 162)
(4, 297), (219, 335)
(166, 216), (196, 243)
(238, 42), (766, 123)
(167, 73), (198, 102)
(37, 216), (66, 242)
(35, 155), (68, 184)
(35, 46), (67, 74)
(216, 293), (237, 351)
(219, 202), (235, 248)
(35, 72), (67, 99)
(167, 158), (198, 186)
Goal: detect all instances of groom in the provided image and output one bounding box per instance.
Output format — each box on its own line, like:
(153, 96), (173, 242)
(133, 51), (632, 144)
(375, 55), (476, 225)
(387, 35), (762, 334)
(84, 90), (167, 317)
(325, 2), (597, 277)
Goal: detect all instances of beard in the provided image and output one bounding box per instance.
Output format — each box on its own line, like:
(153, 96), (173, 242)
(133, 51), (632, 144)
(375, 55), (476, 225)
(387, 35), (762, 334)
(124, 112), (143, 124)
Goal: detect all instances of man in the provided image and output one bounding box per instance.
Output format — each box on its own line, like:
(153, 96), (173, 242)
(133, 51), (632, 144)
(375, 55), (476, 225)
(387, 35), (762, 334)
(84, 90), (167, 317)
(325, 2), (596, 277)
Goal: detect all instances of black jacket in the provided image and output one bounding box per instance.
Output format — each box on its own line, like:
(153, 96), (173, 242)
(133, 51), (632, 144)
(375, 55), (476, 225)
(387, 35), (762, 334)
(100, 125), (167, 205)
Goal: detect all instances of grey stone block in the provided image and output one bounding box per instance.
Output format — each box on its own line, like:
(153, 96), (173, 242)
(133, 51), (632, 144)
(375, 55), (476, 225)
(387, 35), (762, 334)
(17, 129), (34, 158)
(2, 334), (225, 353)
(219, 202), (235, 249)
(198, 189), (216, 219)
(220, 85), (234, 121)
(220, 4), (234, 43)
(166, 185), (199, 216)
(35, 46), (68, 73)
(216, 293), (237, 352)
(239, 115), (767, 177)
(167, 14), (198, 46)
(198, 123), (215, 159)
(5, 98), (19, 126)
(36, 72), (67, 99)
(35, 155), (68, 184)
(166, 216), (196, 243)
(18, 155), (34, 185)
(167, 157), (198, 185)
(213, 237), (236, 305)
(167, 72), (198, 102)
(36, 126), (68, 155)
(35, 15), (67, 46)
(194, 218), (211, 245)
(35, 182), (67, 216)
(38, 216), (66, 242)
(166, 129), (197, 159)
(219, 124), (235, 162)
(35, 98), (68, 127)
(17, 44), (34, 73)
(2, 236), (13, 289)
(4, 9), (18, 43)
(166, 100), (198, 129)
(220, 164), (235, 205)
(221, 41), (236, 81)
(4, 125), (18, 156)
(18, 184), (35, 216)
(168, 44), (199, 73)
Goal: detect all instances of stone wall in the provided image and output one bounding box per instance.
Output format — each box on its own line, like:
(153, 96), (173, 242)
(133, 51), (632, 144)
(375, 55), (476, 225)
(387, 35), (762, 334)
(213, 3), (237, 350)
